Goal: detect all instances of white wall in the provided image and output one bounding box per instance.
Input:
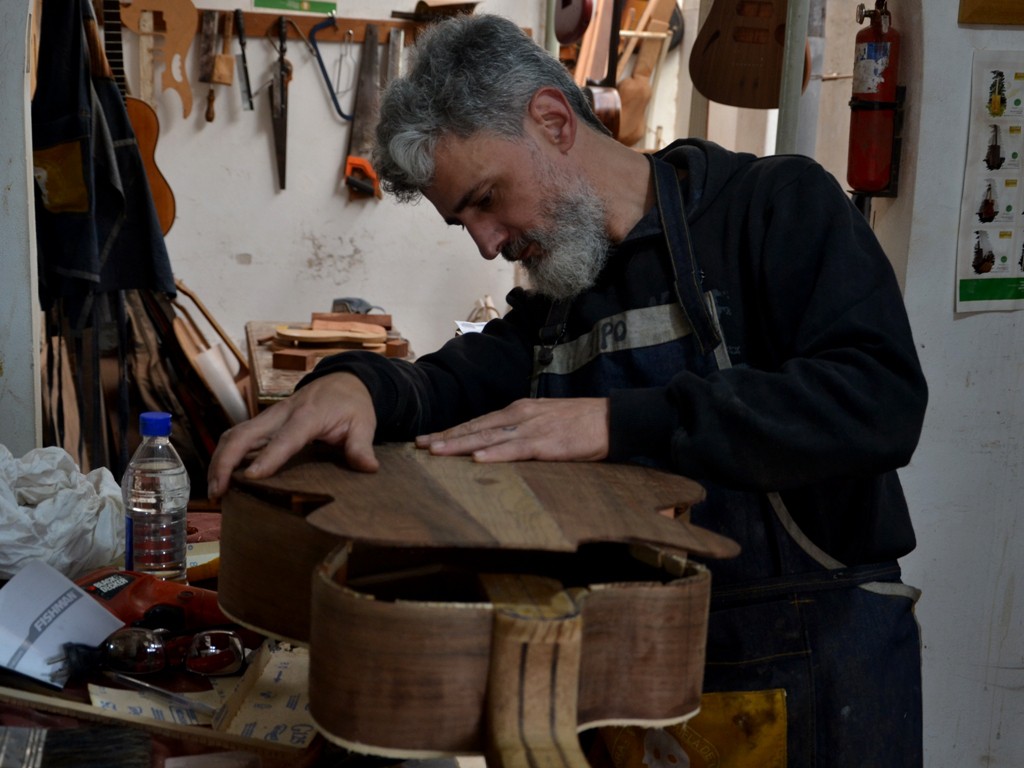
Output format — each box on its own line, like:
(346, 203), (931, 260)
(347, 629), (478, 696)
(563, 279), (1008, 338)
(0, 0), (41, 457)
(898, 4), (1024, 765)
(2, 1), (1023, 764)
(154, 0), (526, 359)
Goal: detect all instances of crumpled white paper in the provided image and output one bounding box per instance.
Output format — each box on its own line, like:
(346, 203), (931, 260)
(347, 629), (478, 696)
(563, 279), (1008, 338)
(0, 444), (124, 580)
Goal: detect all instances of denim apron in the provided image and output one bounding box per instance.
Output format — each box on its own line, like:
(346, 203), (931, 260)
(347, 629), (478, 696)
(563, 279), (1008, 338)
(533, 156), (922, 767)
(31, 0), (174, 321)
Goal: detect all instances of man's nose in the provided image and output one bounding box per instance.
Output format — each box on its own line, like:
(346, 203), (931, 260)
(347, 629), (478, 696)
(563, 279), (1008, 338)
(467, 222), (504, 261)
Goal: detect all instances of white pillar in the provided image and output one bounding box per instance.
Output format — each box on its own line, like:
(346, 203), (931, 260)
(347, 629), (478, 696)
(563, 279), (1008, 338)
(0, 0), (42, 455)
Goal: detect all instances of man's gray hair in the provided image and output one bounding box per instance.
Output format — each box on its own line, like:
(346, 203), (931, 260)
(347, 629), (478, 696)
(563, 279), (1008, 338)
(373, 13), (608, 202)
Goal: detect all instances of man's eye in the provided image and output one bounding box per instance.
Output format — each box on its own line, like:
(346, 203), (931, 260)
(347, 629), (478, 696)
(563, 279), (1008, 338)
(479, 191), (493, 209)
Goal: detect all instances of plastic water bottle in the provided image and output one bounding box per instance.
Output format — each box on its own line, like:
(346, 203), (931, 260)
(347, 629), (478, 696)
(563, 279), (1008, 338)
(121, 412), (190, 582)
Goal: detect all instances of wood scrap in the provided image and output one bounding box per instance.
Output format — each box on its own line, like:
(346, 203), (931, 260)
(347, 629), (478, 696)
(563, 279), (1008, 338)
(311, 312), (393, 330)
(275, 322), (388, 345)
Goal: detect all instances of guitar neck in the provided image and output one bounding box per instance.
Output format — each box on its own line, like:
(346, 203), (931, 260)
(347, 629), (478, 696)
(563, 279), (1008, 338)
(102, 0), (130, 99)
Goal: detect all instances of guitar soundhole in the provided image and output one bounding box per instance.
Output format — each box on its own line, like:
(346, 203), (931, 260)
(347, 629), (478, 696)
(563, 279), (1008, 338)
(736, 1), (774, 18)
(733, 26), (769, 44)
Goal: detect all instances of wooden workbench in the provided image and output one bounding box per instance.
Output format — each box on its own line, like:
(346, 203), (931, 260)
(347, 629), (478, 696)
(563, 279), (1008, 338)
(246, 321), (303, 408)
(246, 320), (413, 410)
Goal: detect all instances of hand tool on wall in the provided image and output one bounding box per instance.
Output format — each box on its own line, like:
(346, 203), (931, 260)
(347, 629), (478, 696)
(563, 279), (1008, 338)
(270, 16), (290, 190)
(310, 12), (354, 121)
(208, 10), (235, 121)
(234, 8), (254, 110)
(385, 27), (405, 86)
(345, 24), (382, 199)
(197, 9), (217, 121)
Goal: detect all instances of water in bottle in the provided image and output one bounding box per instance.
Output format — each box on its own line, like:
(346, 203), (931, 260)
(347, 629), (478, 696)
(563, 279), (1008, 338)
(122, 411), (190, 582)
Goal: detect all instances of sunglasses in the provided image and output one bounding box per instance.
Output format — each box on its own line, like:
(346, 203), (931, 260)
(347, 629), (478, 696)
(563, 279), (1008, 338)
(51, 627), (245, 683)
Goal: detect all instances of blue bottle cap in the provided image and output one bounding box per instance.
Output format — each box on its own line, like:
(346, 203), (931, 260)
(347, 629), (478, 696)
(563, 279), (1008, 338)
(139, 411), (172, 437)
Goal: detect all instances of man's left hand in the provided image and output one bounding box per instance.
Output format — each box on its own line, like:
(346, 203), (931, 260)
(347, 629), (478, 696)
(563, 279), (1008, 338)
(414, 397), (609, 462)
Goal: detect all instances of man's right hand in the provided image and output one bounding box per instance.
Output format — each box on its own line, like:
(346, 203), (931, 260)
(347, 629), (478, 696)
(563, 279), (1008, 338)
(206, 372), (378, 499)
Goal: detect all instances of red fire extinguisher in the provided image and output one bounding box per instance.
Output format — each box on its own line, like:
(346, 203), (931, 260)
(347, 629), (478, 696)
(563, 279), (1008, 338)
(847, 1), (901, 194)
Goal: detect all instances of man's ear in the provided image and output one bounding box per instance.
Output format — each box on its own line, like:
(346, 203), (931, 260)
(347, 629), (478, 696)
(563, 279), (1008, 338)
(527, 87), (577, 152)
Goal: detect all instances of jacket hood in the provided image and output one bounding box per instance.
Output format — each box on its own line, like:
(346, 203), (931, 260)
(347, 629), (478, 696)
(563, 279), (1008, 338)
(655, 138), (758, 219)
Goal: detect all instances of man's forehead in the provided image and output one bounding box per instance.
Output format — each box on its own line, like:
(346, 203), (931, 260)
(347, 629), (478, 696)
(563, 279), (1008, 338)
(428, 133), (506, 206)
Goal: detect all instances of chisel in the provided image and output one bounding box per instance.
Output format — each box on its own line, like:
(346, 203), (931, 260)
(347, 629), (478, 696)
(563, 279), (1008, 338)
(234, 8), (254, 110)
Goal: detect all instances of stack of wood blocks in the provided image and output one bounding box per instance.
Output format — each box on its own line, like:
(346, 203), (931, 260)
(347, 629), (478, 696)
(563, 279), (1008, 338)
(271, 312), (410, 370)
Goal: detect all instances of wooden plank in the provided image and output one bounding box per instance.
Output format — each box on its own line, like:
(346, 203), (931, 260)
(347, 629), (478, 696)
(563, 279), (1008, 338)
(260, 444), (504, 548)
(195, 9), (419, 44)
(481, 573), (589, 768)
(233, 443), (738, 559)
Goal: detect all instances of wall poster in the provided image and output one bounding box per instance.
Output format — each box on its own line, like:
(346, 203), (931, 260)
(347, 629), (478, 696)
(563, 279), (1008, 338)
(958, 0), (1024, 26)
(956, 51), (1024, 312)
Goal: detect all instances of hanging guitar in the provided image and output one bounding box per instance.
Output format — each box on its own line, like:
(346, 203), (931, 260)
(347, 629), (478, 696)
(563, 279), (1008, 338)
(688, 0), (810, 109)
(556, 0), (595, 44)
(102, 0), (176, 235)
(583, 0), (624, 139)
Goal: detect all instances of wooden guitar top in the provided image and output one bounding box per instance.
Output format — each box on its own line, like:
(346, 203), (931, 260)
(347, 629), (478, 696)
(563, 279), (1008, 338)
(232, 442), (738, 559)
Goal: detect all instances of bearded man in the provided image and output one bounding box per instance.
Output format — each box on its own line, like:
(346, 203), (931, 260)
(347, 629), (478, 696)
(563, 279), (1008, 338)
(209, 13), (927, 767)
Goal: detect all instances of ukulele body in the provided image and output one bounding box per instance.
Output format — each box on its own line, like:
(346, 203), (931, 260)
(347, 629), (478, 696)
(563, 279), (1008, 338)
(103, 0), (177, 234)
(125, 97), (175, 235)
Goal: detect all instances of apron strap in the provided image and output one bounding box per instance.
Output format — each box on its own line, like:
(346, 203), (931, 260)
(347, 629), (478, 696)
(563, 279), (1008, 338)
(649, 154), (720, 355)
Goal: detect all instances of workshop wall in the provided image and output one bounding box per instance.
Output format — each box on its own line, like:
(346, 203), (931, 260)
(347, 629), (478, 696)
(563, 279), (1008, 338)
(3, 2), (1024, 765)
(896, 4), (1024, 765)
(151, 0), (530, 359)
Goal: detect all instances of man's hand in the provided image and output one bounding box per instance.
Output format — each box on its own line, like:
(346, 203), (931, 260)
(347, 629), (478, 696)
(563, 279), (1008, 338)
(415, 397), (609, 462)
(206, 372), (378, 498)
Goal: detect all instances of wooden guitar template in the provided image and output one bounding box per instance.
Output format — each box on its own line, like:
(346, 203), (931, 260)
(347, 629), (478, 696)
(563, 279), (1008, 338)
(120, 0), (197, 120)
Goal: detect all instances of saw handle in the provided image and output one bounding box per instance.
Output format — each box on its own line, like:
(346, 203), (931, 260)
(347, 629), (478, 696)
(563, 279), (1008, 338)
(345, 155), (381, 198)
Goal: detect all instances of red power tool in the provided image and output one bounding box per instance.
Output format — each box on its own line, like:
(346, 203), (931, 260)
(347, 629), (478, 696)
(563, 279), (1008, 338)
(75, 566), (233, 633)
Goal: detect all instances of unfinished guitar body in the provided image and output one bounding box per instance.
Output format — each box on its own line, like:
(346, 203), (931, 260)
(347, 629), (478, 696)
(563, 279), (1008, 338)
(689, 0), (808, 109)
(309, 541), (712, 761)
(218, 444), (739, 765)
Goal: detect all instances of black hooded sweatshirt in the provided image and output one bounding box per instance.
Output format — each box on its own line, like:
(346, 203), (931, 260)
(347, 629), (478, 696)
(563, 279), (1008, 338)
(299, 139), (928, 569)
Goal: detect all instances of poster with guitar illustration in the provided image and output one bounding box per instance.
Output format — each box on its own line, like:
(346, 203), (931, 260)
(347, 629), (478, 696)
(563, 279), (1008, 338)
(956, 50), (1024, 311)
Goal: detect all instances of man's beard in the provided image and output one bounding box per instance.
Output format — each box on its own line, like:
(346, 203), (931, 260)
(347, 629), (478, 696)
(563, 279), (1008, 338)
(502, 175), (610, 301)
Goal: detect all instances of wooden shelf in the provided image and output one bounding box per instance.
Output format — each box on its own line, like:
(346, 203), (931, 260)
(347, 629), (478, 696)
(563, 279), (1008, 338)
(197, 9), (420, 45)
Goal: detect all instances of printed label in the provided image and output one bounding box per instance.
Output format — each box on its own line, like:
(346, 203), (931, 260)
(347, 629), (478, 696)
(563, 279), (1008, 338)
(853, 41), (891, 94)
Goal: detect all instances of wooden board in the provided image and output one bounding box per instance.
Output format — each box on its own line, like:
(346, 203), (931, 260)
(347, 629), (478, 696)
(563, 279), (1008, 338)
(275, 323), (387, 344)
(230, 442), (735, 559)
